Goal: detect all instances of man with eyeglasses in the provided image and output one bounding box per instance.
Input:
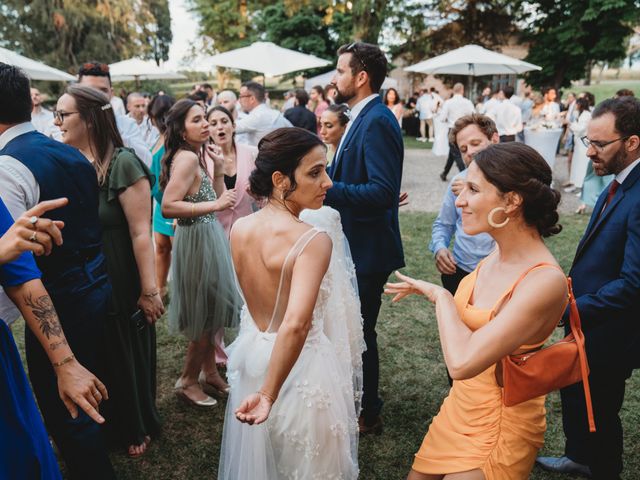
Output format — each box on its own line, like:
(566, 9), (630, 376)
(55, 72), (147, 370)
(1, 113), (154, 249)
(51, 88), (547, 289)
(0, 63), (116, 479)
(537, 96), (640, 479)
(75, 62), (152, 167)
(325, 41), (404, 435)
(235, 81), (292, 147)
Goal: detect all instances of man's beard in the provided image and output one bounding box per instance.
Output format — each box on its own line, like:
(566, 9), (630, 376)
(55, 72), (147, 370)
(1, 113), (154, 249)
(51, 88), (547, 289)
(334, 84), (356, 105)
(594, 144), (627, 176)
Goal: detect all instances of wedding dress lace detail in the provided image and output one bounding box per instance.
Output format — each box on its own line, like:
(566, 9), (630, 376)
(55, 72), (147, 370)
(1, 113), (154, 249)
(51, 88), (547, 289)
(218, 207), (364, 480)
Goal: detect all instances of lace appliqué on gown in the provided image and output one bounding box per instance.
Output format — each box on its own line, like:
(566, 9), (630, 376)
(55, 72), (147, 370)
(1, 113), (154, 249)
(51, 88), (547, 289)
(218, 207), (364, 480)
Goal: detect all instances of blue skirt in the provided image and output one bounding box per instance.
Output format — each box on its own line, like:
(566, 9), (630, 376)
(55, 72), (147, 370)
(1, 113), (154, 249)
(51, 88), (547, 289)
(0, 320), (61, 479)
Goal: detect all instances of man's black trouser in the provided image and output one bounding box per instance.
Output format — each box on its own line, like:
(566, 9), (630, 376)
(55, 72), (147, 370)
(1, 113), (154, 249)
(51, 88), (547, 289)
(25, 254), (116, 480)
(442, 142), (465, 177)
(561, 365), (633, 480)
(358, 271), (392, 423)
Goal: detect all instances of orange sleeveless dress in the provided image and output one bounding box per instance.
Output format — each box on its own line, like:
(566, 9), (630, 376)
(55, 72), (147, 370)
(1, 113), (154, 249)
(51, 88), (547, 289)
(413, 263), (563, 479)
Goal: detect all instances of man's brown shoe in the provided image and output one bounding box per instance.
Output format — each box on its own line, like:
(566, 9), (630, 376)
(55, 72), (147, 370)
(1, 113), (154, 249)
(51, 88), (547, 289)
(358, 415), (383, 436)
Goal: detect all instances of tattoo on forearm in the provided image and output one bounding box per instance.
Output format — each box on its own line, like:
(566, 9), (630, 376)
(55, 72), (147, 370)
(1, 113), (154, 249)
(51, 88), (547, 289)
(24, 293), (63, 339)
(49, 339), (68, 351)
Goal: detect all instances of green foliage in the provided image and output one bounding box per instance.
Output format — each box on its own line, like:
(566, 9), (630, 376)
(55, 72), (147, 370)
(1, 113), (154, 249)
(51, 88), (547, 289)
(0, 0), (172, 72)
(388, 0), (520, 71)
(188, 0), (260, 53)
(522, 0), (640, 89)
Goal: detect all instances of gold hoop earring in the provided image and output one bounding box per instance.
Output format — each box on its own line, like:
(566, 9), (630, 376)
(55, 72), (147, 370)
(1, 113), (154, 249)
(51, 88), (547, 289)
(487, 207), (509, 228)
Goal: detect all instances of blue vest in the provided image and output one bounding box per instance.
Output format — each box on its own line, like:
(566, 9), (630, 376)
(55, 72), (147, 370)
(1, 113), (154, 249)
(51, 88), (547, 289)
(0, 130), (103, 278)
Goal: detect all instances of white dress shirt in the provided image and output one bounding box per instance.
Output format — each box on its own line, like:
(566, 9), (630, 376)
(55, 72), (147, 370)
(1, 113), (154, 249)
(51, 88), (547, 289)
(616, 156), (640, 185)
(31, 108), (55, 137)
(334, 94), (378, 160)
(128, 115), (159, 151)
(235, 103), (292, 147)
(0, 123), (44, 324)
(416, 93), (434, 120)
(441, 94), (475, 128)
(540, 101), (561, 123)
(110, 96), (126, 117)
(481, 97), (502, 120)
(495, 101), (523, 136)
(115, 115), (153, 167)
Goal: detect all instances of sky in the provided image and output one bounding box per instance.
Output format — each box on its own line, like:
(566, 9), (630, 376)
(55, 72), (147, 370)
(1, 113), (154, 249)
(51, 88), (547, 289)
(164, 0), (199, 70)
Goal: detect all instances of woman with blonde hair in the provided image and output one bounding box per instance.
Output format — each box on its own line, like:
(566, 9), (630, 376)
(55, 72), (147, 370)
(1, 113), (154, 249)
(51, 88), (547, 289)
(54, 84), (163, 457)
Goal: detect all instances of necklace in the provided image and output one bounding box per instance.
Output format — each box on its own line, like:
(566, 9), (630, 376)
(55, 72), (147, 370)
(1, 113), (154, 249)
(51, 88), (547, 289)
(263, 200), (303, 223)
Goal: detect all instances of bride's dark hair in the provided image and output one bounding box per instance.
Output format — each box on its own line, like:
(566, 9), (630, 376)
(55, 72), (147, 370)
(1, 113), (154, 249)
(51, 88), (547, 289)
(249, 127), (325, 199)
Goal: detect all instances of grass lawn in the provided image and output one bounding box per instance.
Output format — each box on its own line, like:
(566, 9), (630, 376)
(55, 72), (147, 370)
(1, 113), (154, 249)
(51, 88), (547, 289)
(403, 135), (433, 150)
(569, 80), (640, 104)
(14, 212), (640, 479)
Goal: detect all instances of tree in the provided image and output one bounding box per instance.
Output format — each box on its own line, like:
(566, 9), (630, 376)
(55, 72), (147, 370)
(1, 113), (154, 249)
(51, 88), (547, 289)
(0, 0), (172, 72)
(144, 0), (173, 65)
(387, 0), (520, 71)
(522, 0), (640, 90)
(351, 0), (389, 43)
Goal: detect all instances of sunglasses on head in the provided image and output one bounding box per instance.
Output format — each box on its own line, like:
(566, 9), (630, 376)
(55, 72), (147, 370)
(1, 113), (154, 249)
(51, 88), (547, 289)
(345, 42), (368, 73)
(81, 62), (110, 73)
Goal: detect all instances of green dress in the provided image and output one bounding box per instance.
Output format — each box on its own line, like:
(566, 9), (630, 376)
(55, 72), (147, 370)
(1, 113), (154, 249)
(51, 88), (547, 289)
(169, 168), (241, 341)
(99, 147), (161, 447)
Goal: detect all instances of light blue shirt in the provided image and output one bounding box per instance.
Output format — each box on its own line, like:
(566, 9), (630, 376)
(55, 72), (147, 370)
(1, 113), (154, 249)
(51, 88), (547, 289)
(429, 170), (495, 273)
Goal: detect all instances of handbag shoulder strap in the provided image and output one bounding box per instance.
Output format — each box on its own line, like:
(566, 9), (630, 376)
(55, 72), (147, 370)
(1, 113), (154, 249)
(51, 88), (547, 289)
(567, 277), (596, 432)
(491, 263), (564, 315)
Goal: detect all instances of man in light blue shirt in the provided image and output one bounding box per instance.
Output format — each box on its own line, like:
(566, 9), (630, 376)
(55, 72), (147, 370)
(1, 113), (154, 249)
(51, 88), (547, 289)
(430, 114), (499, 295)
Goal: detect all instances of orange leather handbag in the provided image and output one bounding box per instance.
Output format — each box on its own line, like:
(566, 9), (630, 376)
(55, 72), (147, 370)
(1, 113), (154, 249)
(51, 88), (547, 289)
(501, 277), (596, 433)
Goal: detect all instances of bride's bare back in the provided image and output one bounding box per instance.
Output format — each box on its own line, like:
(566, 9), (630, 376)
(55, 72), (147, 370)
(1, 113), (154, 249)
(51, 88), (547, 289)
(230, 209), (331, 332)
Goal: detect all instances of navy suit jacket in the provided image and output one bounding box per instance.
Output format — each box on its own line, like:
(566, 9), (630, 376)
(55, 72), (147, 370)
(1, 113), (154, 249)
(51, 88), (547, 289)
(568, 161), (640, 368)
(325, 97), (405, 275)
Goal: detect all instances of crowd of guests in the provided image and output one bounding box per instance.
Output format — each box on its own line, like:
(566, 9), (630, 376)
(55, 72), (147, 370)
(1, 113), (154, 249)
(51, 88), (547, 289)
(1, 40), (639, 480)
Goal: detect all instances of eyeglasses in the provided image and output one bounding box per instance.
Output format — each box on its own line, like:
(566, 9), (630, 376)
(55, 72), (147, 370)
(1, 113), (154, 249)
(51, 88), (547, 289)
(344, 42), (368, 73)
(581, 135), (630, 151)
(238, 94), (252, 99)
(53, 110), (79, 122)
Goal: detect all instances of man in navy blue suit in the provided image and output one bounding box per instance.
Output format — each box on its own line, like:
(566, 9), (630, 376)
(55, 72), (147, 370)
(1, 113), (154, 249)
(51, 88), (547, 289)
(537, 97), (640, 479)
(325, 42), (404, 435)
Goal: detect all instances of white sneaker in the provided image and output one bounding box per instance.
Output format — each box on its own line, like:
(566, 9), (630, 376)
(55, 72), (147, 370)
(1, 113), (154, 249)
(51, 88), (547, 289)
(428, 137), (434, 142)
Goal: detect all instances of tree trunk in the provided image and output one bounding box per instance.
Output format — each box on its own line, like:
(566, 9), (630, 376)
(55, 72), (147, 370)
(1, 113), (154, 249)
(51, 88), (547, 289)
(352, 0), (387, 44)
(584, 59), (592, 86)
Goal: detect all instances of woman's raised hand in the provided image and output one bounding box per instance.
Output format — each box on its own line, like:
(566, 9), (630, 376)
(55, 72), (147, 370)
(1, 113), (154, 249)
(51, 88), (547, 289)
(0, 198), (68, 263)
(205, 142), (225, 173)
(215, 189), (237, 210)
(384, 271), (448, 304)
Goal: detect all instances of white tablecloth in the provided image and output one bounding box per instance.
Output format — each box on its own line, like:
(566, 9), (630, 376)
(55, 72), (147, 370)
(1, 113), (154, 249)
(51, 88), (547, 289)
(524, 127), (563, 170)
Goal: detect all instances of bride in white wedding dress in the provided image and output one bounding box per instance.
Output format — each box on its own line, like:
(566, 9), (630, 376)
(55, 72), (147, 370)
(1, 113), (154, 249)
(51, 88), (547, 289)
(218, 128), (365, 480)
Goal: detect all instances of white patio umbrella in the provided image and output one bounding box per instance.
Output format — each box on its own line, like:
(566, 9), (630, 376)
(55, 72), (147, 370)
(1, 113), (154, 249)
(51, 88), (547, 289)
(304, 69), (398, 90)
(0, 46), (75, 81)
(404, 44), (541, 76)
(204, 42), (331, 77)
(108, 58), (187, 82)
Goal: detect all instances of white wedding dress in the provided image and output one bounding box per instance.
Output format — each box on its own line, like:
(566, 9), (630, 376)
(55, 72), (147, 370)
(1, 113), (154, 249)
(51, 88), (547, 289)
(218, 206), (365, 480)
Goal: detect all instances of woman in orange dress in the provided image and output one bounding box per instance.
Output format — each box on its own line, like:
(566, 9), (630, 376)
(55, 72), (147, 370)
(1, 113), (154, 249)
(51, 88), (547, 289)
(386, 142), (569, 480)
